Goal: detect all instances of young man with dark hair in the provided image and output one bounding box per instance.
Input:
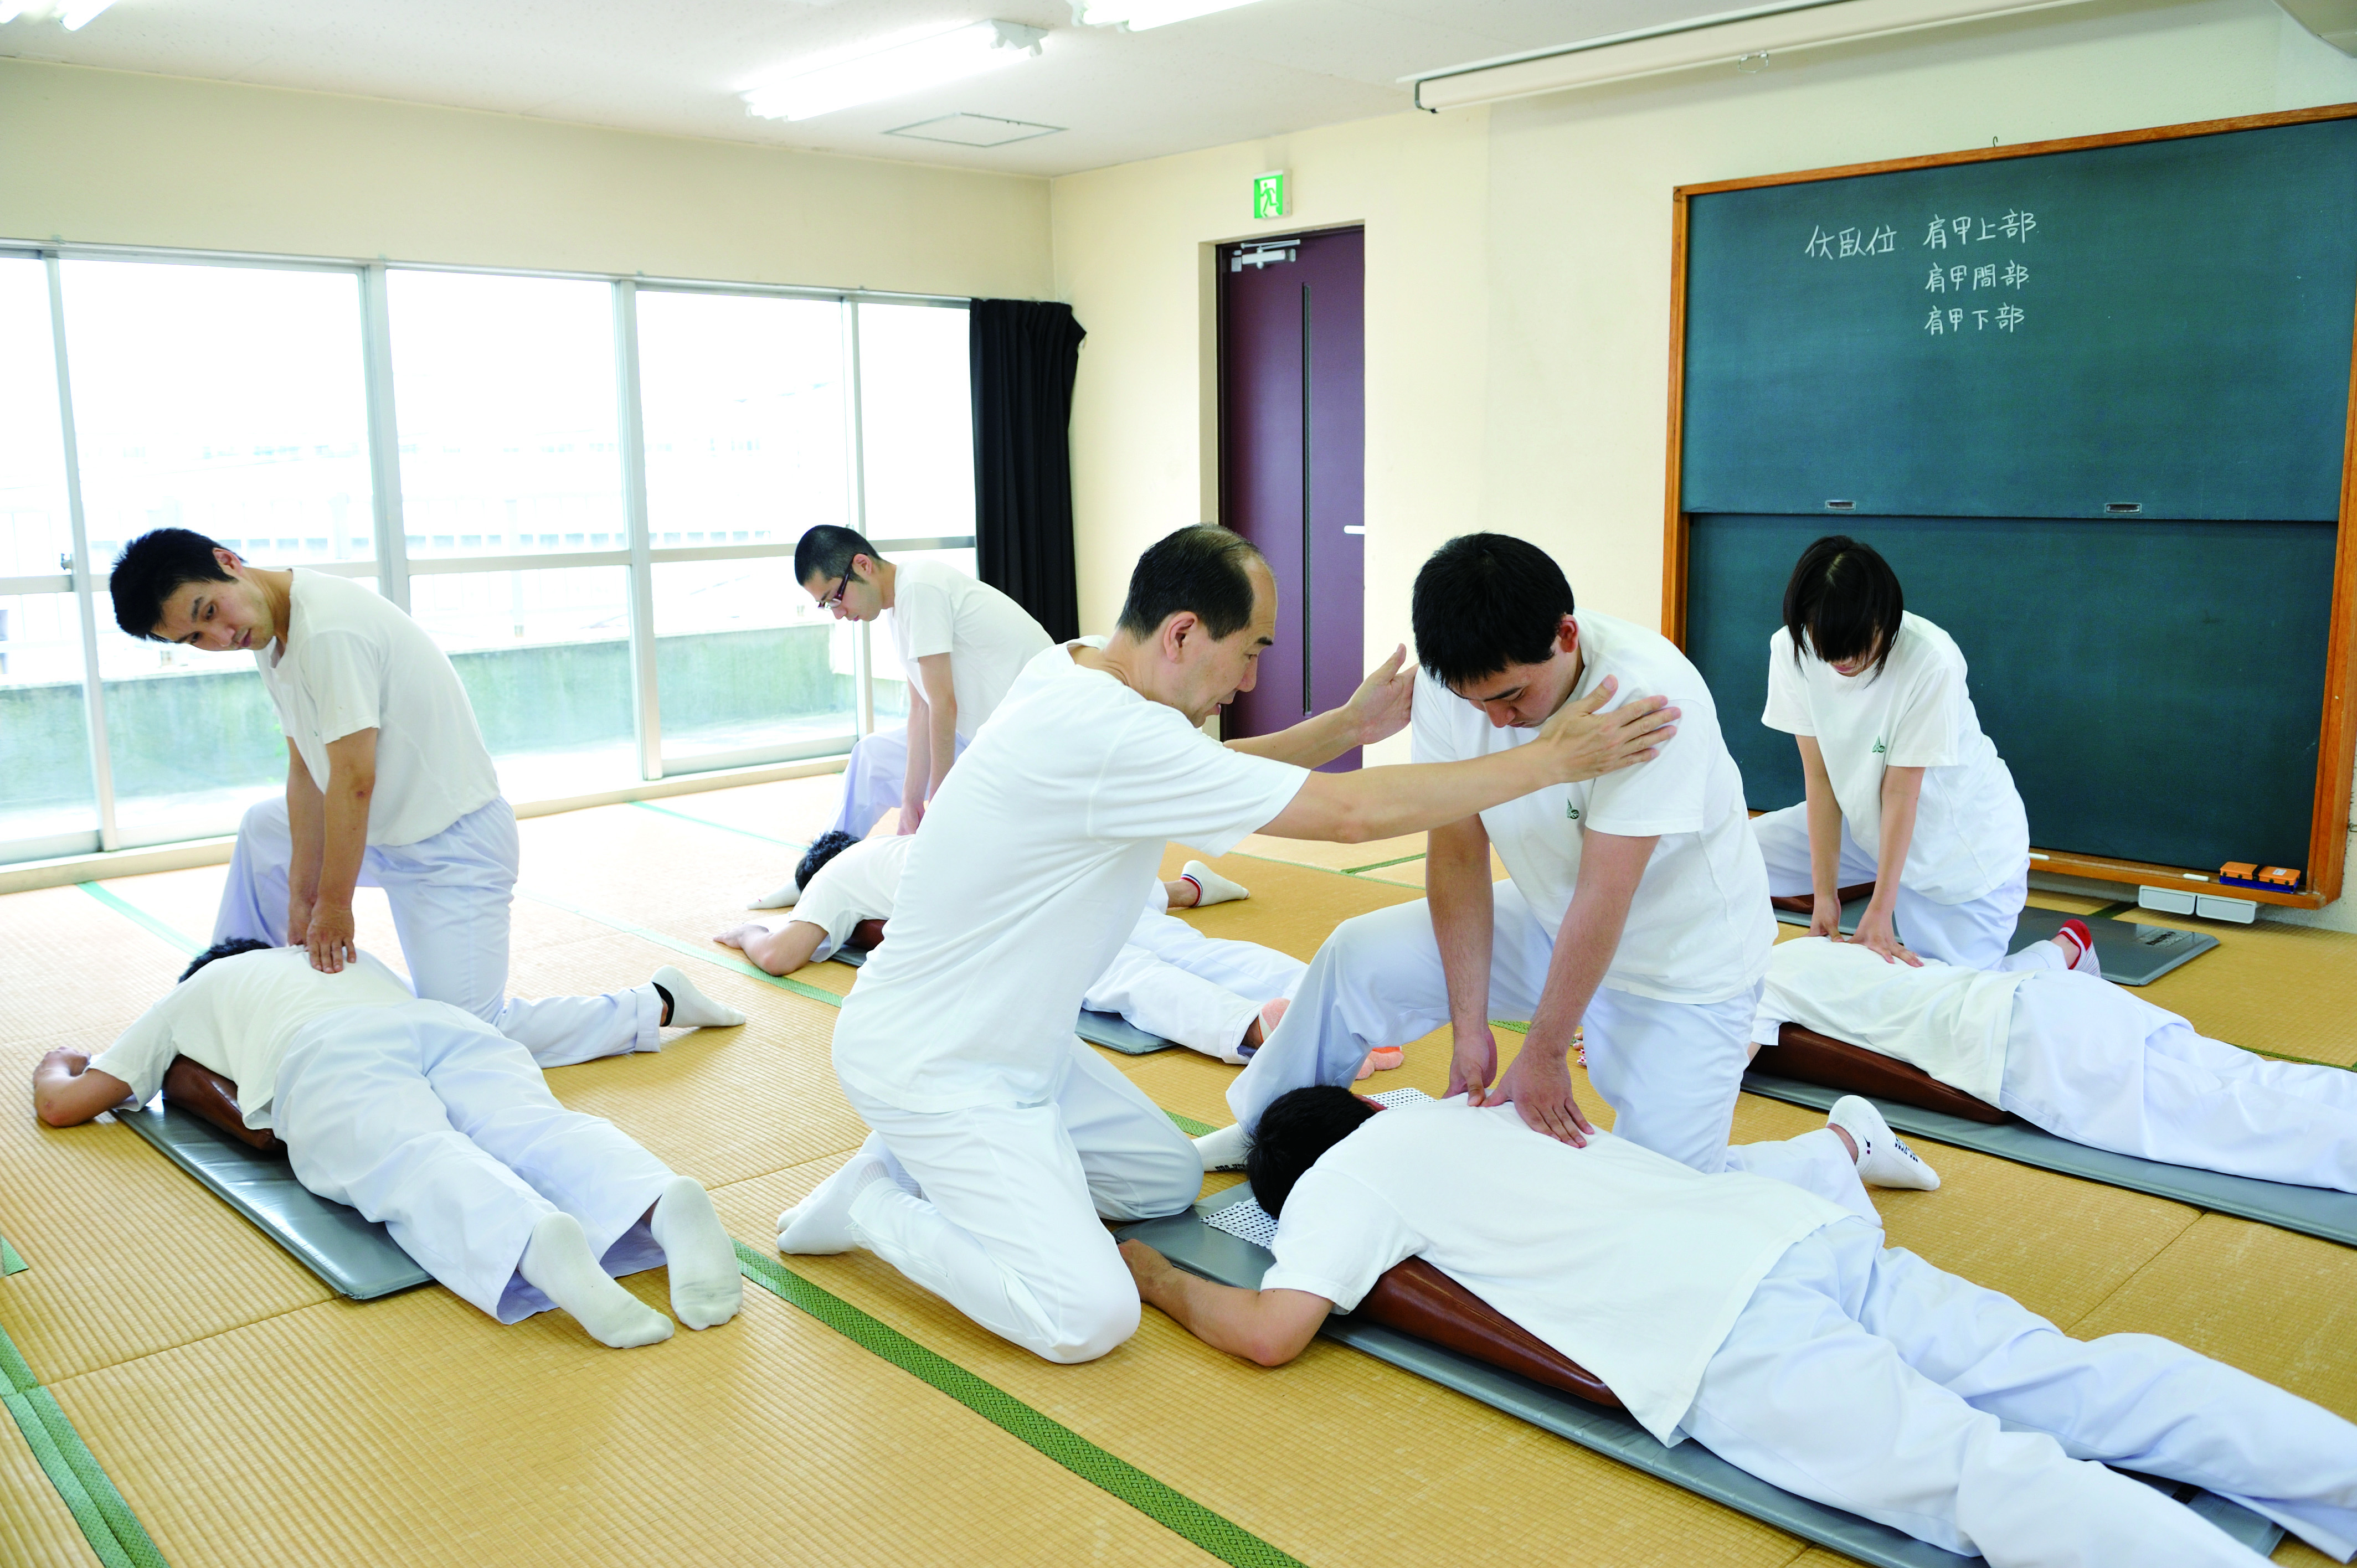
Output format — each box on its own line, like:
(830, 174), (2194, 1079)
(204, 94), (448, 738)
(34, 940), (742, 1349)
(1125, 1086), (2357, 1568)
(757, 525), (1050, 906)
(1223, 533), (1927, 1206)
(776, 524), (1680, 1364)
(107, 529), (745, 1066)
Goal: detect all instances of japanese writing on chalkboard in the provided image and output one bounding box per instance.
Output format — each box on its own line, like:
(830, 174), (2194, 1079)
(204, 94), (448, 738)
(1802, 224), (1898, 259)
(1922, 210), (2036, 247)
(1920, 209), (2034, 335)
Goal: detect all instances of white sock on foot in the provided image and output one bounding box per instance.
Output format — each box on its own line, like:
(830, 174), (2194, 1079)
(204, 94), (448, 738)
(1182, 860), (1250, 908)
(650, 1176), (742, 1330)
(652, 964), (746, 1028)
(778, 1137), (893, 1254)
(748, 874), (801, 910)
(1828, 1095), (1940, 1191)
(519, 1213), (674, 1348)
(1195, 1122), (1252, 1172)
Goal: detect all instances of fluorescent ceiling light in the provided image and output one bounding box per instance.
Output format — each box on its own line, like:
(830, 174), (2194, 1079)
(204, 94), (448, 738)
(743, 20), (1046, 122)
(1072, 0), (1262, 30)
(59, 0), (115, 27)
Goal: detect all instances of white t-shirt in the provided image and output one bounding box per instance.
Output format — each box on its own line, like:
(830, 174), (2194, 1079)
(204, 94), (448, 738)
(257, 571), (502, 847)
(89, 946), (416, 1129)
(1751, 936), (2034, 1103)
(791, 834), (916, 960)
(1410, 608), (1774, 1004)
(1762, 612), (2027, 905)
(832, 640), (1309, 1113)
(885, 558), (1052, 742)
(1264, 1097), (1846, 1444)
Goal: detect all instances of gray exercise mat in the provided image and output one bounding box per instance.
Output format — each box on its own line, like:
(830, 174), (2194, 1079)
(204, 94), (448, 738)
(1121, 1189), (2280, 1567)
(829, 946), (1175, 1055)
(1742, 1070), (2357, 1246)
(1769, 902), (2216, 986)
(116, 1101), (430, 1299)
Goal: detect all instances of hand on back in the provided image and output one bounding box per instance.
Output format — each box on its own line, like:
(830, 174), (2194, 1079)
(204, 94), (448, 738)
(1474, 1041), (1596, 1147)
(1535, 676), (1677, 783)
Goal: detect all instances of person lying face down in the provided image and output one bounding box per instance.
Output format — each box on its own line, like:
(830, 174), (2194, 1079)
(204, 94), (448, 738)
(1123, 1086), (2357, 1567)
(718, 830), (1301, 1066)
(1758, 931), (2357, 1193)
(33, 940), (742, 1349)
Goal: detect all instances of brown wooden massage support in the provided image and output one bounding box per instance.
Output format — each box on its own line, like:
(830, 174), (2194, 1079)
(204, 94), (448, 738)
(161, 1057), (285, 1154)
(1356, 1256), (1620, 1409)
(1767, 883), (1878, 919)
(1757, 1024), (2008, 1126)
(847, 918), (888, 952)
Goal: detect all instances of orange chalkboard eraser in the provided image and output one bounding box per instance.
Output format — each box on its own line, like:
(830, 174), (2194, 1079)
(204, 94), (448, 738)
(2258, 865), (2303, 889)
(2217, 862), (2261, 889)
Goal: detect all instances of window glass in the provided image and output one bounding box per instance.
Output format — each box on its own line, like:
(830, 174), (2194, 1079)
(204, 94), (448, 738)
(0, 592), (97, 858)
(655, 557), (853, 768)
(388, 271), (624, 561)
(637, 290), (848, 548)
(0, 258), (72, 579)
(857, 303), (973, 544)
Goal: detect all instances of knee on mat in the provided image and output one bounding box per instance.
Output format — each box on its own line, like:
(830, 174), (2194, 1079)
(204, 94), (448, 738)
(1092, 1146), (1204, 1225)
(1038, 1280), (1143, 1365)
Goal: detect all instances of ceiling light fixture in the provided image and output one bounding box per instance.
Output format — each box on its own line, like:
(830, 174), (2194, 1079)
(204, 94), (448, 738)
(1072, 0), (1262, 29)
(59, 0), (116, 27)
(742, 19), (1046, 122)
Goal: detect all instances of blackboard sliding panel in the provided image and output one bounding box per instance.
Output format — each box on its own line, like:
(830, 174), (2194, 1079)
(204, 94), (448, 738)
(1662, 104), (2357, 909)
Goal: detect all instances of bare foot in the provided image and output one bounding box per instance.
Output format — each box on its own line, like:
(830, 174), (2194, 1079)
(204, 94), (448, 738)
(714, 922), (763, 952)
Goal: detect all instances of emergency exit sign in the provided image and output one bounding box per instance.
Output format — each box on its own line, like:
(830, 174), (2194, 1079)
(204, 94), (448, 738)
(1253, 170), (1286, 219)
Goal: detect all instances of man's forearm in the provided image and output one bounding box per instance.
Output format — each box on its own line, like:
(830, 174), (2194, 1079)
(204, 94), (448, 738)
(928, 697), (958, 798)
(1427, 832), (1496, 1030)
(285, 757), (326, 903)
(1125, 1244), (1326, 1366)
(1227, 706), (1355, 769)
(1525, 895), (1626, 1057)
(902, 699), (932, 800)
(1265, 750), (1560, 844)
(316, 779), (371, 907)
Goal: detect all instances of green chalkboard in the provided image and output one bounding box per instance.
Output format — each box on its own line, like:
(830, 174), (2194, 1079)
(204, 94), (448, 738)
(1685, 514), (2336, 874)
(1681, 116), (2357, 520)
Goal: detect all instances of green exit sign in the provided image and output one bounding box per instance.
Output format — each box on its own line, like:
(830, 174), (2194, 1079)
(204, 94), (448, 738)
(1253, 170), (1286, 220)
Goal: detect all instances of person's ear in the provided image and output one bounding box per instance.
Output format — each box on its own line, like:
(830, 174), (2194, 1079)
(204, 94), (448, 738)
(1556, 615), (1579, 656)
(1162, 611), (1199, 663)
(849, 553), (871, 581)
(215, 546), (241, 576)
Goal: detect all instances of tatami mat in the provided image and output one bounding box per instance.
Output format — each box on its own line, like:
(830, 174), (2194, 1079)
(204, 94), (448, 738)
(0, 1400), (105, 1568)
(2120, 914), (2357, 1067)
(1229, 832), (1427, 874)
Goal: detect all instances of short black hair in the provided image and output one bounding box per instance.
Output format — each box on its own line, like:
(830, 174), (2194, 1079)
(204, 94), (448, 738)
(1245, 1086), (1379, 1218)
(178, 937), (273, 983)
(1114, 525), (1265, 642)
(1411, 534), (1576, 689)
(1783, 535), (1903, 680)
(794, 526), (881, 589)
(111, 529), (236, 641)
(795, 830), (861, 891)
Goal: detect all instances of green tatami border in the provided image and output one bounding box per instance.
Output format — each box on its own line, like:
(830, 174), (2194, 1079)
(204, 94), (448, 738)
(75, 883), (204, 958)
(734, 1242), (1302, 1568)
(1, 1320), (168, 1567)
(2, 1234), (27, 1275)
(626, 798), (810, 852)
(514, 888), (850, 1009)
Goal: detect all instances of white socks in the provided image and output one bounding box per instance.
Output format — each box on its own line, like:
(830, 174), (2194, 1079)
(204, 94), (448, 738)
(748, 873), (801, 910)
(1182, 860), (1250, 908)
(778, 1136), (894, 1255)
(1195, 1121), (1252, 1172)
(1829, 1095), (1941, 1191)
(519, 1213), (673, 1348)
(650, 1176), (742, 1330)
(652, 965), (746, 1029)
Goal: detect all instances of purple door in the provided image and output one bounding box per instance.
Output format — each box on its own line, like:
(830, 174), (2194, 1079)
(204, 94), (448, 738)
(1218, 228), (1366, 770)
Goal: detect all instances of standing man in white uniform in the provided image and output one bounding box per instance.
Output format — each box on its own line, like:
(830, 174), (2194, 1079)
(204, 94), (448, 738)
(1126, 1087), (2357, 1568)
(777, 524), (1681, 1364)
(1227, 534), (1918, 1204)
(108, 530), (744, 1067)
(754, 526), (1050, 909)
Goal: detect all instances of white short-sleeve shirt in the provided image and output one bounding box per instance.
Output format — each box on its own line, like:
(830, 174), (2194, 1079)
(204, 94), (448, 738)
(256, 571), (502, 847)
(884, 558), (1053, 741)
(90, 946), (416, 1129)
(1264, 1097), (1847, 1444)
(791, 834), (915, 961)
(1750, 936), (2033, 1103)
(1762, 612), (2028, 905)
(832, 640), (1309, 1113)
(1410, 608), (1774, 1004)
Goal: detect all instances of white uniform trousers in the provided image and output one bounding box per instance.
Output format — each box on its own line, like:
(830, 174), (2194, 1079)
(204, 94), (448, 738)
(2003, 967), (2357, 1192)
(1684, 1216), (2357, 1565)
(841, 1036), (1203, 1364)
(827, 727), (967, 838)
(1226, 888), (1870, 1215)
(274, 1000), (676, 1323)
(1752, 803), (2035, 972)
(1083, 910), (1308, 1062)
(214, 795), (660, 1068)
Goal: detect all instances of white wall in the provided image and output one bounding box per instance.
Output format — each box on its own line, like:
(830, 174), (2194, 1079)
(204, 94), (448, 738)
(1050, 0), (2357, 928)
(0, 59), (1052, 297)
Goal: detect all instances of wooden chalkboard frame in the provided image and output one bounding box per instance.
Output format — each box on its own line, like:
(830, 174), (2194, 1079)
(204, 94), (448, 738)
(1662, 104), (2357, 912)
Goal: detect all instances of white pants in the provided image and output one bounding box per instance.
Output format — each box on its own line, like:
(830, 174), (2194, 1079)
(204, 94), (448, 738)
(1226, 888), (1870, 1215)
(2002, 966), (2357, 1192)
(1685, 1217), (2357, 1565)
(1083, 910), (1307, 1063)
(829, 727), (967, 838)
(215, 795), (659, 1069)
(841, 1036), (1203, 1363)
(274, 1000), (675, 1323)
(1752, 803), (2035, 972)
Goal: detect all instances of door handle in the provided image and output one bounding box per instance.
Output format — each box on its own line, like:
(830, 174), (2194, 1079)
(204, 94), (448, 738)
(1341, 525), (1366, 535)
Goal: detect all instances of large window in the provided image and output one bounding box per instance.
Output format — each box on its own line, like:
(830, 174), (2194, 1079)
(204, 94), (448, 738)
(0, 246), (974, 867)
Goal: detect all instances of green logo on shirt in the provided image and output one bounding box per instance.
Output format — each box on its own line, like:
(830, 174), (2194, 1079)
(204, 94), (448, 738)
(1567, 803), (1581, 821)
(1871, 737), (1886, 755)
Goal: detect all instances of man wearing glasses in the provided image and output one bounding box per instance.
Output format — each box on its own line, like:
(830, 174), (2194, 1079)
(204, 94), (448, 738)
(754, 525), (1049, 909)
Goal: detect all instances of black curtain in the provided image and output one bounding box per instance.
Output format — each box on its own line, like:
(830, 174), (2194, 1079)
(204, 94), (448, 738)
(970, 299), (1085, 641)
